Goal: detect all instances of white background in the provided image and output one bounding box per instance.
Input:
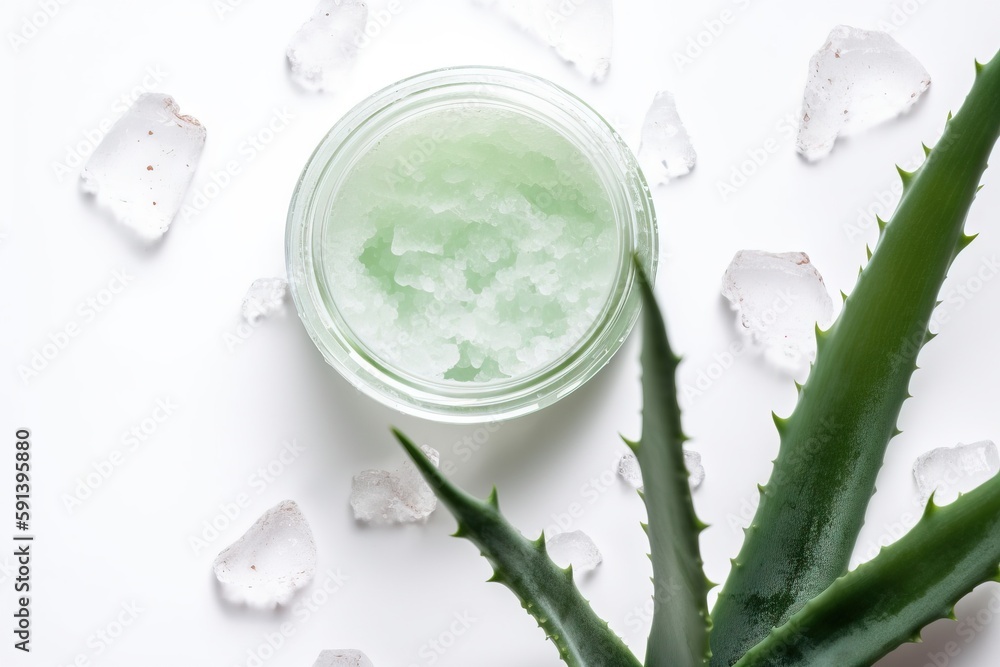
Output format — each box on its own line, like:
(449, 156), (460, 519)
(2, 0), (1000, 665)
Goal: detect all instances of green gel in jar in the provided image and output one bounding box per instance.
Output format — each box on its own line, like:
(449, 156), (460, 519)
(287, 67), (657, 422)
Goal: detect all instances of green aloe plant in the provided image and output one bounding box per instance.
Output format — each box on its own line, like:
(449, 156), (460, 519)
(393, 52), (1000, 667)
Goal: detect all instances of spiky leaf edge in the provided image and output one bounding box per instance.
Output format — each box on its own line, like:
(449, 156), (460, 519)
(629, 263), (713, 667)
(394, 429), (642, 667)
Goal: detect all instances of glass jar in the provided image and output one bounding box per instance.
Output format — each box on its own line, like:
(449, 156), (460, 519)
(286, 66), (657, 423)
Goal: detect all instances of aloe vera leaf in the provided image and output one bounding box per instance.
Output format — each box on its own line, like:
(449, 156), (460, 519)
(711, 53), (1000, 666)
(732, 473), (1000, 666)
(393, 429), (642, 667)
(630, 266), (712, 667)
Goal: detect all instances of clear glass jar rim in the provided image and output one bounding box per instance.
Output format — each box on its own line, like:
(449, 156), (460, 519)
(286, 66), (658, 423)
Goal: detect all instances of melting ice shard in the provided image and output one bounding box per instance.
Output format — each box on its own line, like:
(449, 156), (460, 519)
(721, 250), (834, 371)
(350, 446), (440, 524)
(80, 93), (206, 240)
(546, 530), (602, 572)
(913, 441), (1000, 505)
(618, 450), (704, 491)
(797, 25), (931, 161)
(313, 649), (374, 667)
(473, 0), (613, 81)
(684, 450), (705, 490)
(242, 278), (289, 324)
(287, 0), (369, 92)
(638, 91), (696, 184)
(213, 500), (317, 609)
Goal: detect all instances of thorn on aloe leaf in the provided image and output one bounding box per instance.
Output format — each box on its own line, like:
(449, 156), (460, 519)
(772, 412), (789, 434)
(897, 165), (916, 188)
(712, 52), (1000, 666)
(391, 428), (642, 667)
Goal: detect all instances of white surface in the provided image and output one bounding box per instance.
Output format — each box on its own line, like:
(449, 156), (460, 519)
(2, 1), (1000, 665)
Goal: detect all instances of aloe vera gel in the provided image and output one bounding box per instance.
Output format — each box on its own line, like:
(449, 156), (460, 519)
(326, 105), (619, 383)
(287, 68), (656, 421)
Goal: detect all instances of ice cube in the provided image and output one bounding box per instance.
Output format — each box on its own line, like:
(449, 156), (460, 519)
(474, 0), (613, 81)
(638, 91), (696, 184)
(287, 0), (369, 92)
(313, 649), (374, 667)
(546, 530), (602, 572)
(617, 451), (642, 489)
(213, 500), (317, 609)
(617, 450), (704, 490)
(797, 25), (931, 161)
(242, 278), (289, 324)
(721, 250), (834, 371)
(350, 446), (440, 524)
(913, 441), (999, 505)
(80, 93), (206, 241)
(685, 450), (705, 490)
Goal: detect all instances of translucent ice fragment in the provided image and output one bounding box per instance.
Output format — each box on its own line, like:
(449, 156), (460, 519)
(617, 450), (704, 490)
(721, 251), (834, 371)
(685, 450), (705, 490)
(797, 25), (931, 161)
(638, 91), (696, 184)
(546, 530), (602, 572)
(242, 278), (288, 324)
(213, 500), (317, 609)
(80, 93), (206, 241)
(474, 0), (613, 81)
(287, 0), (369, 92)
(313, 649), (374, 667)
(913, 441), (999, 505)
(617, 451), (642, 488)
(350, 446), (440, 524)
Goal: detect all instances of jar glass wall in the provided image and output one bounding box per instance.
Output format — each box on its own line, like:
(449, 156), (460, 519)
(286, 66), (657, 423)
